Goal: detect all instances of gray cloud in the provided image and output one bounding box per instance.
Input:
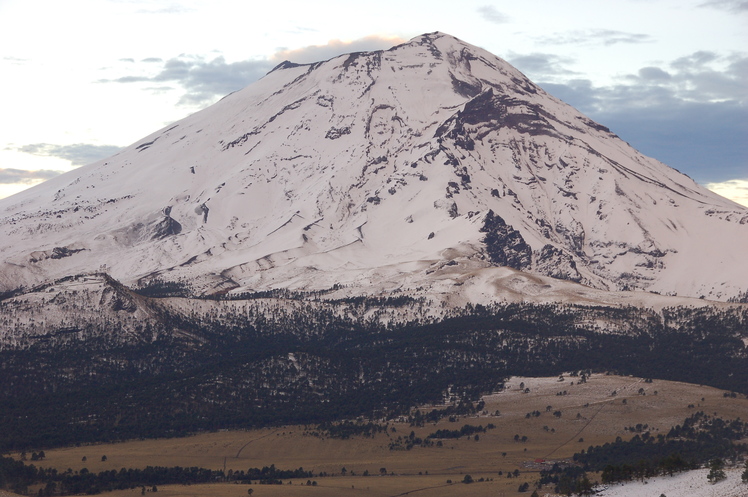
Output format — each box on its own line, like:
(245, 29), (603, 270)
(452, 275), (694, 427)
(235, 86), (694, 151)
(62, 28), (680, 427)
(644, 53), (746, 104)
(508, 53), (578, 78)
(595, 100), (746, 184)
(477, 5), (510, 24)
(515, 50), (747, 110)
(671, 51), (719, 70)
(532, 56), (747, 184)
(3, 56), (28, 64)
(14, 143), (122, 166)
(543, 84), (748, 184)
(510, 48), (747, 184)
(536, 29), (654, 47)
(136, 4), (194, 14)
(699, 0), (748, 11)
(168, 56), (274, 105)
(0, 168), (64, 185)
(143, 85), (175, 93)
(103, 35), (406, 106)
(141, 57), (163, 63)
(273, 35), (407, 64)
(101, 56), (274, 105)
(287, 26), (319, 34)
(636, 66), (672, 81)
(111, 75), (151, 83)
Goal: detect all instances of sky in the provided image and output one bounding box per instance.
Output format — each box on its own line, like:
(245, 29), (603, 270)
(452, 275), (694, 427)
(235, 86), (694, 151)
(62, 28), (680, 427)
(1, 0), (746, 206)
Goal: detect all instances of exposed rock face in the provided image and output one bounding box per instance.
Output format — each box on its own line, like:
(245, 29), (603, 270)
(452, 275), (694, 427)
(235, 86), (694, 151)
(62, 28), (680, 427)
(152, 214), (182, 240)
(534, 245), (582, 283)
(29, 246), (86, 264)
(480, 210), (532, 271)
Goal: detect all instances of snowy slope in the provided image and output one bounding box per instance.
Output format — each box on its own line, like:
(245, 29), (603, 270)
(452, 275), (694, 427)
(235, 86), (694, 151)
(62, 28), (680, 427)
(596, 468), (747, 497)
(1, 32), (746, 302)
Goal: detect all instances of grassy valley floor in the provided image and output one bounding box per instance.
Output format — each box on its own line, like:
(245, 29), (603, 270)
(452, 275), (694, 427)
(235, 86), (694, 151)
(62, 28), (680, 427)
(13, 374), (748, 497)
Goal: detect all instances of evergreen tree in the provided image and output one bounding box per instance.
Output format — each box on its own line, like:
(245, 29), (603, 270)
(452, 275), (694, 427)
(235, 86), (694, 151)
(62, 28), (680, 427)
(707, 459), (726, 484)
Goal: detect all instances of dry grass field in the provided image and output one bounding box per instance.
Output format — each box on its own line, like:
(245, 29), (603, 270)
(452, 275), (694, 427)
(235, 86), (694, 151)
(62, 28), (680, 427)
(21, 374), (748, 497)
(0, 491), (25, 497)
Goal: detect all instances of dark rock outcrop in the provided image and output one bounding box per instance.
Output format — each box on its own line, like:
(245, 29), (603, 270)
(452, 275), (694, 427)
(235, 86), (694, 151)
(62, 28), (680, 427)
(534, 244), (582, 283)
(480, 210), (532, 270)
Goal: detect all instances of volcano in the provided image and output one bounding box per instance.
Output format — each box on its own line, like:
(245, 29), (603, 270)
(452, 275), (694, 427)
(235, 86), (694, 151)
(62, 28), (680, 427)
(1, 32), (746, 303)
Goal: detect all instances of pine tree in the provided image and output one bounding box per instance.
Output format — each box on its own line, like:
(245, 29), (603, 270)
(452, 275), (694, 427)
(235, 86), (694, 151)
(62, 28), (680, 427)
(707, 459), (726, 484)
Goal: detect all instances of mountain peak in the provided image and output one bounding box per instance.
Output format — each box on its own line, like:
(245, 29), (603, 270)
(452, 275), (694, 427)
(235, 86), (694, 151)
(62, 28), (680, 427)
(1, 34), (746, 303)
(405, 31), (468, 48)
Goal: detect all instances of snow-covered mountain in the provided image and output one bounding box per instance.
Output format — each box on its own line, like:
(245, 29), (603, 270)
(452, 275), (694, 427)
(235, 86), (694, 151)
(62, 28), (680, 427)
(1, 32), (746, 302)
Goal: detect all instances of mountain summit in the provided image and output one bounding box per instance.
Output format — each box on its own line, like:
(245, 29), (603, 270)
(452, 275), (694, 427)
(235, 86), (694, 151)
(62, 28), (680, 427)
(1, 32), (746, 302)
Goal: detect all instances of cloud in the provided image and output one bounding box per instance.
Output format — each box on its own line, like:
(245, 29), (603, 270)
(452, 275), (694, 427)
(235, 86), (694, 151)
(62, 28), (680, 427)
(102, 35), (407, 106)
(526, 51), (747, 113)
(13, 144), (123, 166)
(100, 56), (274, 105)
(536, 30), (654, 47)
(167, 56), (275, 105)
(3, 56), (28, 65)
(706, 179), (748, 207)
(271, 35), (407, 64)
(637, 66), (671, 81)
(699, 0), (748, 12)
(136, 4), (194, 14)
(514, 50), (747, 185)
(616, 52), (748, 106)
(0, 168), (64, 185)
(286, 26), (319, 34)
(143, 85), (175, 93)
(594, 101), (748, 184)
(111, 75), (152, 83)
(477, 5), (510, 24)
(508, 53), (578, 80)
(671, 51), (719, 70)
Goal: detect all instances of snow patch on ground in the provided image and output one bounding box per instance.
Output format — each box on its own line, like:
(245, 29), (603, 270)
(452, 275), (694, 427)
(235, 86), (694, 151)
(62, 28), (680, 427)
(596, 468), (747, 497)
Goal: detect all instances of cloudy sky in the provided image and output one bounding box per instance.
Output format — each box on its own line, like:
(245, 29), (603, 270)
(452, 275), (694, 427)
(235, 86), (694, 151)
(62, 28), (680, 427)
(1, 0), (746, 205)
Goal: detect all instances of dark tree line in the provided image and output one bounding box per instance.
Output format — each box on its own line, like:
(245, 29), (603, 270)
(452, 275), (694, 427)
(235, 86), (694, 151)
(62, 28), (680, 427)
(426, 424), (494, 440)
(0, 298), (746, 451)
(0, 458), (311, 496)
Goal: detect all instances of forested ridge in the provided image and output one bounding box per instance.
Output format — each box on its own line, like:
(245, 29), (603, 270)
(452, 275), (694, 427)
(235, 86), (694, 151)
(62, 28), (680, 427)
(1, 286), (746, 451)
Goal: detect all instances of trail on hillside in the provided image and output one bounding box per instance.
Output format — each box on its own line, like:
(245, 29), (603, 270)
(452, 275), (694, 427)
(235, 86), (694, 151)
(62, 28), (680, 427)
(542, 378), (644, 459)
(235, 429), (279, 459)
